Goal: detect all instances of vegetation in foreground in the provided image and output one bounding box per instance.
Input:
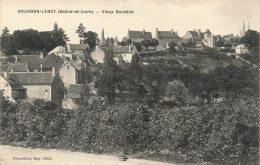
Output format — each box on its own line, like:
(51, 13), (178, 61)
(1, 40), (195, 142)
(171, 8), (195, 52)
(0, 92), (258, 165)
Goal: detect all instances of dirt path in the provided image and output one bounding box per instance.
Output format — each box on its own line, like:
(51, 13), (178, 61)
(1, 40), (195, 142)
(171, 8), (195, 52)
(0, 145), (175, 165)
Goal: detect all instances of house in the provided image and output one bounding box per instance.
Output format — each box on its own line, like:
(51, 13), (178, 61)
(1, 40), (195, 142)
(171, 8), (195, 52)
(182, 30), (201, 45)
(223, 34), (241, 46)
(48, 46), (66, 55)
(62, 83), (96, 109)
(155, 28), (181, 49)
(1, 67), (64, 103)
(67, 44), (89, 55)
(0, 71), (26, 102)
(7, 63), (29, 72)
(91, 46), (107, 64)
(15, 54), (45, 72)
(127, 29), (152, 42)
(235, 44), (249, 54)
(8, 67), (64, 102)
(41, 53), (64, 72)
(59, 59), (85, 88)
(48, 46), (73, 60)
(113, 45), (138, 64)
(202, 29), (217, 48)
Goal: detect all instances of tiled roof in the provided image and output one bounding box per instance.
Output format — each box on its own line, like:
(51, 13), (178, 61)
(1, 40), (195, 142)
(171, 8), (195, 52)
(16, 55), (44, 69)
(128, 30), (152, 39)
(7, 63), (28, 72)
(42, 54), (63, 69)
(69, 44), (89, 50)
(48, 46), (65, 54)
(8, 72), (55, 85)
(114, 46), (130, 54)
(67, 84), (96, 98)
(157, 31), (180, 38)
(188, 31), (200, 37)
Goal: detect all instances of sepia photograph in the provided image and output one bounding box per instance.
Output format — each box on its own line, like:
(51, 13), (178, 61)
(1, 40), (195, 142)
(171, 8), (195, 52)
(0, 0), (259, 164)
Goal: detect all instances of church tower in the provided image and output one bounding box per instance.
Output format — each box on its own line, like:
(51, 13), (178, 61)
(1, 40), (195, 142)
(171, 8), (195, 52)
(240, 20), (246, 37)
(99, 28), (107, 47)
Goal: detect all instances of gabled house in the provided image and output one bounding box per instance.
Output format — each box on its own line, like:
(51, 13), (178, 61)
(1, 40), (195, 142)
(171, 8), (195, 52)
(62, 83), (96, 109)
(41, 53), (64, 72)
(113, 45), (139, 65)
(67, 44), (89, 55)
(155, 28), (181, 49)
(127, 29), (152, 42)
(91, 46), (108, 64)
(0, 71), (26, 102)
(8, 68), (64, 102)
(48, 46), (73, 60)
(182, 30), (201, 45)
(59, 60), (85, 88)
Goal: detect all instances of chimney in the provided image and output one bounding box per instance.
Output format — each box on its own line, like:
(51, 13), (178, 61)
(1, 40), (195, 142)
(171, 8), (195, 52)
(15, 56), (18, 63)
(143, 30), (145, 34)
(129, 45), (132, 52)
(40, 52), (44, 58)
(4, 71), (9, 80)
(40, 64), (42, 72)
(11, 68), (14, 73)
(171, 29), (173, 33)
(198, 29), (201, 36)
(176, 31), (178, 35)
(27, 67), (30, 72)
(52, 67), (55, 76)
(155, 28), (158, 39)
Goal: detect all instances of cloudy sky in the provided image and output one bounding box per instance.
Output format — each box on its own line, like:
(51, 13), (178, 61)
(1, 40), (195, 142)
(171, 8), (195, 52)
(1, 0), (260, 43)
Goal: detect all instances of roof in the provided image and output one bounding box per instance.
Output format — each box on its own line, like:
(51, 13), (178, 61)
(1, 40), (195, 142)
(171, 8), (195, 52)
(48, 46), (65, 54)
(121, 37), (128, 42)
(114, 46), (130, 54)
(128, 30), (152, 39)
(67, 84), (96, 98)
(157, 31), (180, 38)
(42, 54), (63, 69)
(16, 55), (44, 69)
(188, 31), (200, 37)
(69, 44), (89, 50)
(7, 63), (28, 72)
(8, 72), (55, 85)
(0, 73), (24, 89)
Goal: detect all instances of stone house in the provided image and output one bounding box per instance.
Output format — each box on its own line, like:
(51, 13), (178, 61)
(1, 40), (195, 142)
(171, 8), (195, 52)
(155, 28), (181, 49)
(127, 29), (152, 42)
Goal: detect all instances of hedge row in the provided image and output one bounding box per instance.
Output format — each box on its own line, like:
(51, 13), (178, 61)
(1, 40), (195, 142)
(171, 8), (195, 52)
(0, 95), (258, 164)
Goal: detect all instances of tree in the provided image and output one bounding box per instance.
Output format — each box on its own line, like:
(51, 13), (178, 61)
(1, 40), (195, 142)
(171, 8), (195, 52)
(168, 41), (177, 54)
(141, 40), (151, 50)
(126, 39), (132, 46)
(76, 23), (86, 44)
(52, 23), (69, 47)
(82, 31), (98, 50)
(217, 39), (225, 47)
(150, 38), (159, 50)
(133, 42), (142, 52)
(95, 46), (118, 104)
(241, 30), (259, 53)
(0, 27), (17, 55)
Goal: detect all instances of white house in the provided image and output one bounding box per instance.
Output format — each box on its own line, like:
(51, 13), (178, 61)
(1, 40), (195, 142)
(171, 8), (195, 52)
(235, 44), (249, 54)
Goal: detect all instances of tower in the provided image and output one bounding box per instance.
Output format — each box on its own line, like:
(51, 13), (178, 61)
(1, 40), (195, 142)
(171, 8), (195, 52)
(248, 21), (250, 30)
(99, 28), (107, 47)
(240, 20), (246, 37)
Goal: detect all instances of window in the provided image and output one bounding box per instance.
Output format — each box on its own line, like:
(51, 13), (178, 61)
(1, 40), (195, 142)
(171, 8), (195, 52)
(4, 82), (8, 87)
(45, 90), (48, 92)
(67, 65), (70, 69)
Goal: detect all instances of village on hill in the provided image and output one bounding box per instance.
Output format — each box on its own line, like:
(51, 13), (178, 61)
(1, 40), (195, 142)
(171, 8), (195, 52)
(0, 20), (259, 165)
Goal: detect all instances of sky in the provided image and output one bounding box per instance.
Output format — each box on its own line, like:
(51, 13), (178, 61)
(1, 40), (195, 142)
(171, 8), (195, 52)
(1, 0), (260, 43)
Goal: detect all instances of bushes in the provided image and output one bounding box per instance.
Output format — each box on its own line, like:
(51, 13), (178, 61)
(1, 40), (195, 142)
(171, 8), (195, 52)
(0, 95), (258, 164)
